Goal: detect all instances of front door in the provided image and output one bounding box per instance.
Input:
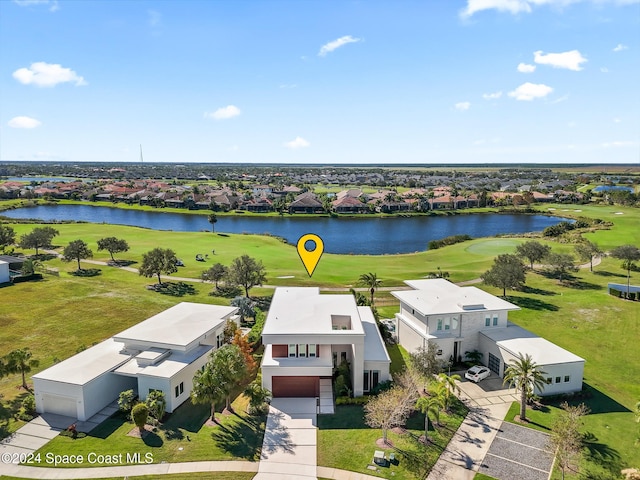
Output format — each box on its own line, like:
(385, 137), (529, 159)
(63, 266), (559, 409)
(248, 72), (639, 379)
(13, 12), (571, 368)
(453, 341), (461, 362)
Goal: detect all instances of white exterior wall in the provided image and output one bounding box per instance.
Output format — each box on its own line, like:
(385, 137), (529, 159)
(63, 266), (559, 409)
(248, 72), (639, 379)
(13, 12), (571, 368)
(0, 261), (9, 283)
(395, 313), (428, 353)
(170, 350), (211, 412)
(33, 379), (83, 419)
(363, 360), (390, 384)
(534, 362), (584, 395)
(137, 376), (171, 407)
(81, 373), (136, 421)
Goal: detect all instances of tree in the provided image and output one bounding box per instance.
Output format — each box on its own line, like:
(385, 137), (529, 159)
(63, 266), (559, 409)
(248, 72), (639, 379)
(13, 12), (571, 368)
(232, 329), (257, 375)
(226, 254), (267, 297)
(202, 263), (227, 288)
(364, 385), (414, 445)
(409, 341), (442, 384)
(20, 258), (41, 276)
(610, 244), (640, 297)
(6, 348), (40, 390)
(416, 394), (445, 442)
(435, 372), (461, 411)
(118, 389), (136, 413)
(191, 362), (227, 421)
(516, 240), (551, 270)
(131, 403), (149, 435)
(19, 226), (59, 256)
(97, 237), (130, 263)
(545, 252), (578, 283)
(231, 296), (255, 323)
(549, 402), (589, 480)
(146, 390), (167, 421)
(503, 352), (547, 422)
(198, 344), (249, 413)
(464, 349), (483, 364)
(358, 272), (382, 306)
(481, 254), (526, 297)
(138, 247), (178, 285)
(0, 223), (16, 252)
(243, 381), (272, 415)
(574, 240), (603, 272)
(208, 213), (218, 233)
(62, 239), (93, 271)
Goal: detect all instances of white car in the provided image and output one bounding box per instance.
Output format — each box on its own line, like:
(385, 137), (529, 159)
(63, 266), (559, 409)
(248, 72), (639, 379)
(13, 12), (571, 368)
(465, 365), (491, 383)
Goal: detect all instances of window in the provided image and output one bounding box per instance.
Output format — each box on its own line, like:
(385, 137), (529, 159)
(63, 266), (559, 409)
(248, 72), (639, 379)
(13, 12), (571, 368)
(437, 319), (443, 331)
(216, 334), (223, 348)
(451, 317), (458, 330)
(341, 351), (347, 363)
(564, 376), (570, 382)
(546, 377), (552, 384)
(309, 344), (316, 358)
(298, 344), (307, 357)
(288, 344), (296, 357)
(493, 316), (498, 326)
(363, 370), (381, 393)
(555, 377), (561, 384)
(444, 318), (450, 330)
(363, 370), (370, 392)
(332, 352), (337, 367)
(174, 382), (184, 398)
(485, 316), (491, 327)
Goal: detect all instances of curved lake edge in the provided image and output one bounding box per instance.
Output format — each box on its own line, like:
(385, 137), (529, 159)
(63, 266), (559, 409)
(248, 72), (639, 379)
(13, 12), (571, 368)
(0, 201), (575, 256)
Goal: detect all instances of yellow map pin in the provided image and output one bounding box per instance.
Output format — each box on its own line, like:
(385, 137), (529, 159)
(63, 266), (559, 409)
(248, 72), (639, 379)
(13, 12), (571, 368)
(297, 233), (324, 277)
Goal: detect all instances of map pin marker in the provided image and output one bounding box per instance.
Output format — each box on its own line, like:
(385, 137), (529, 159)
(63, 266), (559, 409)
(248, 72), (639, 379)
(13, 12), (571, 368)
(297, 233), (324, 277)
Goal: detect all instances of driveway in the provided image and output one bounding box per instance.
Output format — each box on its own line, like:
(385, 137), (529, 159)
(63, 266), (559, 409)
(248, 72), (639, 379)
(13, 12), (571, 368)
(255, 398), (318, 480)
(479, 421), (553, 480)
(456, 374), (519, 407)
(0, 413), (74, 463)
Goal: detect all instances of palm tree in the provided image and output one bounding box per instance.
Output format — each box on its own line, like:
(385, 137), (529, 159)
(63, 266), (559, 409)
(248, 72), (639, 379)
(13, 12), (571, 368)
(208, 213), (218, 233)
(416, 394), (445, 442)
(503, 352), (547, 422)
(358, 272), (382, 306)
(7, 348), (39, 390)
(435, 373), (461, 411)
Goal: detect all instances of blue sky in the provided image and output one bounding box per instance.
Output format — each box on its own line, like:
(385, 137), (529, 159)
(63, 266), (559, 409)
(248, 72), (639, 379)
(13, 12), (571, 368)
(1, 0), (638, 164)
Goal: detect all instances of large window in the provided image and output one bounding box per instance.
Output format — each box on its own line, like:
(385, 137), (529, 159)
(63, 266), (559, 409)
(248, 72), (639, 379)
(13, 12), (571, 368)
(298, 344), (307, 357)
(288, 344), (296, 357)
(309, 344), (316, 358)
(363, 370), (381, 392)
(174, 382), (184, 398)
(437, 319), (443, 331)
(493, 316), (498, 326)
(485, 316), (491, 327)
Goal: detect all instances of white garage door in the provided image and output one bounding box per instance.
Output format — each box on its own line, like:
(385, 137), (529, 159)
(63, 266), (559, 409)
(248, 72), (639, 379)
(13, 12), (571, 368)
(42, 394), (78, 418)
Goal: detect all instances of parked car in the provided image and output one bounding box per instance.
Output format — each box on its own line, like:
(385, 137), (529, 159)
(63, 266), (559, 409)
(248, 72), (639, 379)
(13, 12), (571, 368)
(465, 365), (490, 383)
(175, 259), (185, 267)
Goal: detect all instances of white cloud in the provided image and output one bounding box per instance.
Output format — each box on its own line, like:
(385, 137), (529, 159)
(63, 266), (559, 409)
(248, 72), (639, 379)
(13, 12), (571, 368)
(204, 105), (241, 120)
(482, 91), (503, 100)
(284, 136), (310, 149)
(455, 102), (471, 111)
(318, 35), (361, 57)
(534, 50), (587, 71)
(13, 0), (59, 12)
(461, 0), (640, 19)
(601, 141), (635, 148)
(12, 62), (86, 87)
(613, 43), (628, 52)
(550, 93), (569, 104)
(8, 116), (42, 129)
(148, 9), (162, 27)
(508, 82), (553, 100)
(517, 62), (536, 73)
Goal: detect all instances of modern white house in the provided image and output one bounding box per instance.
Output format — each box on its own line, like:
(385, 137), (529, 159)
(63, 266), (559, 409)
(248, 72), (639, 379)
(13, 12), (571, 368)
(391, 279), (585, 395)
(261, 287), (391, 399)
(33, 302), (239, 421)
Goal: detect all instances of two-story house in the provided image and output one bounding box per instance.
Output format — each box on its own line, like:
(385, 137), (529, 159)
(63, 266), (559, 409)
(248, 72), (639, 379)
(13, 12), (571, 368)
(391, 279), (584, 395)
(261, 287), (390, 409)
(33, 303), (239, 421)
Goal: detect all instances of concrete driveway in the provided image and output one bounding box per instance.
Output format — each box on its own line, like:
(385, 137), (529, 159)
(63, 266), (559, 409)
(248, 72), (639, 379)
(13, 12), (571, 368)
(456, 374), (519, 407)
(256, 398), (318, 480)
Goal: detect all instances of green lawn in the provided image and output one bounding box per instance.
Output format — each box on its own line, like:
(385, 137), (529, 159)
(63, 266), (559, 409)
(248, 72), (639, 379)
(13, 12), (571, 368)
(30, 396), (265, 468)
(317, 400), (468, 480)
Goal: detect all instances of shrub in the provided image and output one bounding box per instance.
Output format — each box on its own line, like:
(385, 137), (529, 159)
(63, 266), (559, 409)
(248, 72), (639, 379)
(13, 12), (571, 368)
(118, 389), (136, 413)
(131, 403), (149, 434)
(146, 390), (166, 421)
(428, 234), (472, 250)
(336, 395), (370, 405)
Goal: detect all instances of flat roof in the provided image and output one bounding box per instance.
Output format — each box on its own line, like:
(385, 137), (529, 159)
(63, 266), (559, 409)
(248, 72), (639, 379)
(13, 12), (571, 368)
(114, 344), (212, 379)
(33, 339), (131, 386)
(481, 324), (585, 365)
(360, 307), (391, 363)
(392, 279), (520, 316)
(262, 287), (365, 336)
(113, 302), (237, 349)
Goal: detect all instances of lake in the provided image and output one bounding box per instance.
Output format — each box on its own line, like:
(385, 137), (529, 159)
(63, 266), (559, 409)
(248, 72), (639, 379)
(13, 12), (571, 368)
(1, 204), (565, 255)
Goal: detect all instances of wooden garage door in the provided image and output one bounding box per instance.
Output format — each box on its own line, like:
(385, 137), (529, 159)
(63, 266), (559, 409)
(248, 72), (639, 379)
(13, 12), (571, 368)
(272, 376), (319, 397)
(42, 394), (77, 418)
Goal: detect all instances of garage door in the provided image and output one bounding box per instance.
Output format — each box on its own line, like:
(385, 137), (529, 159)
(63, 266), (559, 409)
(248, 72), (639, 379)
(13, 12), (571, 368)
(272, 376), (319, 397)
(42, 394), (77, 418)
